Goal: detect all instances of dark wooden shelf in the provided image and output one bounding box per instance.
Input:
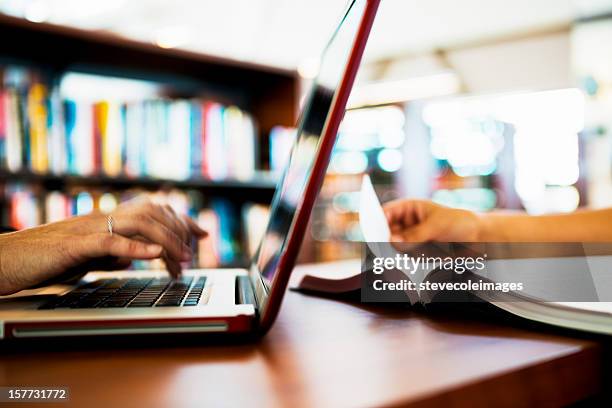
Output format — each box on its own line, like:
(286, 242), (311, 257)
(0, 171), (278, 203)
(0, 12), (298, 144)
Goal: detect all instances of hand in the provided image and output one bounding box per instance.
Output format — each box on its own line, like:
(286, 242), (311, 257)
(0, 199), (207, 295)
(383, 199), (481, 243)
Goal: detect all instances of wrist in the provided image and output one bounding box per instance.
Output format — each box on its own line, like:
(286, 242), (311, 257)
(61, 212), (106, 235)
(0, 233), (20, 295)
(474, 212), (494, 242)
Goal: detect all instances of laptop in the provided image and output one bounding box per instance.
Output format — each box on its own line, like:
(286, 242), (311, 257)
(0, 0), (380, 340)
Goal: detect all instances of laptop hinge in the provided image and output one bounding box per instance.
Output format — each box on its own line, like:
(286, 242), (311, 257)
(235, 276), (257, 307)
(247, 263), (269, 313)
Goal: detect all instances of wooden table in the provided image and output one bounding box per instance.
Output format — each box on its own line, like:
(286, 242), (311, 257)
(0, 262), (606, 408)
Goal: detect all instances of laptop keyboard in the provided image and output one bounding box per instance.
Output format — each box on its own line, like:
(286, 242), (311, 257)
(39, 277), (207, 309)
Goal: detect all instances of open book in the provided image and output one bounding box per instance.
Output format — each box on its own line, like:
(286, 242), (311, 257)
(292, 175), (612, 335)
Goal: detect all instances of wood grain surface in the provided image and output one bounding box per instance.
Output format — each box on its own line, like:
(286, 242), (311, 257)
(0, 263), (605, 408)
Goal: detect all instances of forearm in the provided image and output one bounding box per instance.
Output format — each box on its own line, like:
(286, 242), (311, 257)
(478, 208), (612, 242)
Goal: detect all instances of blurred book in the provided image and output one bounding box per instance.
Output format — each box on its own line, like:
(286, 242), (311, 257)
(197, 209), (220, 268)
(202, 102), (227, 180)
(0, 65), (259, 182)
(242, 203), (270, 258)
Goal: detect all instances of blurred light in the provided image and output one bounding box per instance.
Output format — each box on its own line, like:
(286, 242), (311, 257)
(341, 108), (378, 133)
(348, 71), (461, 108)
(346, 221), (363, 241)
(332, 191), (360, 213)
(507, 89), (583, 210)
(519, 186), (580, 215)
(430, 126), (499, 170)
(514, 130), (579, 186)
(336, 131), (378, 151)
(424, 88), (584, 212)
(311, 221), (331, 241)
(99, 193), (118, 213)
(298, 57), (320, 79)
(432, 188), (497, 212)
(25, 0), (50, 23)
(330, 151), (368, 174)
(155, 26), (190, 49)
(338, 106), (406, 152)
(60, 72), (159, 101)
(427, 112), (505, 177)
(496, 88), (585, 132)
(13, 191), (40, 229)
(379, 129), (405, 148)
(45, 192), (68, 223)
(453, 162), (497, 177)
(377, 149), (403, 172)
(75, 192), (94, 215)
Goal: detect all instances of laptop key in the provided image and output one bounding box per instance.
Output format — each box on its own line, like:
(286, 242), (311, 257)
(128, 302), (155, 307)
(71, 300), (102, 309)
(39, 277), (202, 309)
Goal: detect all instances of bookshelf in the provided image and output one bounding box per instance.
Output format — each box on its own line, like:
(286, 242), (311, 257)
(0, 14), (298, 267)
(0, 13), (297, 144)
(0, 170), (277, 201)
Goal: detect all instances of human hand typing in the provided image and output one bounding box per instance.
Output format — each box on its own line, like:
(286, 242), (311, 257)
(0, 199), (207, 295)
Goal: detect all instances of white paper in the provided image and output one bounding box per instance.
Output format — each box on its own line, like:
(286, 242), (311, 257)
(359, 175), (390, 242)
(359, 175), (430, 289)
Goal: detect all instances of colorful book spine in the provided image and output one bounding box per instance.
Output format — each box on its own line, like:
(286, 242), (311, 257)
(5, 88), (23, 172)
(96, 101), (124, 177)
(26, 82), (49, 173)
(70, 99), (94, 175)
(190, 101), (202, 176)
(123, 101), (144, 177)
(242, 203), (270, 258)
(210, 198), (239, 264)
(63, 100), (77, 174)
(1, 67), (260, 182)
(48, 88), (67, 175)
(203, 102), (227, 180)
(0, 89), (6, 167)
(45, 191), (70, 223)
(225, 106), (256, 180)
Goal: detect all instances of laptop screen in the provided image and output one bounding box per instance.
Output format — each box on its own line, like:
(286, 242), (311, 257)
(254, 0), (367, 285)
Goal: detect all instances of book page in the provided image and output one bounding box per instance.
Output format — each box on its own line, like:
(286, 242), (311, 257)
(359, 175), (390, 242)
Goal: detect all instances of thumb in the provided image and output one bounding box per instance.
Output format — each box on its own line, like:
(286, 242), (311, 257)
(80, 233), (163, 260)
(390, 224), (434, 252)
(391, 223), (433, 243)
